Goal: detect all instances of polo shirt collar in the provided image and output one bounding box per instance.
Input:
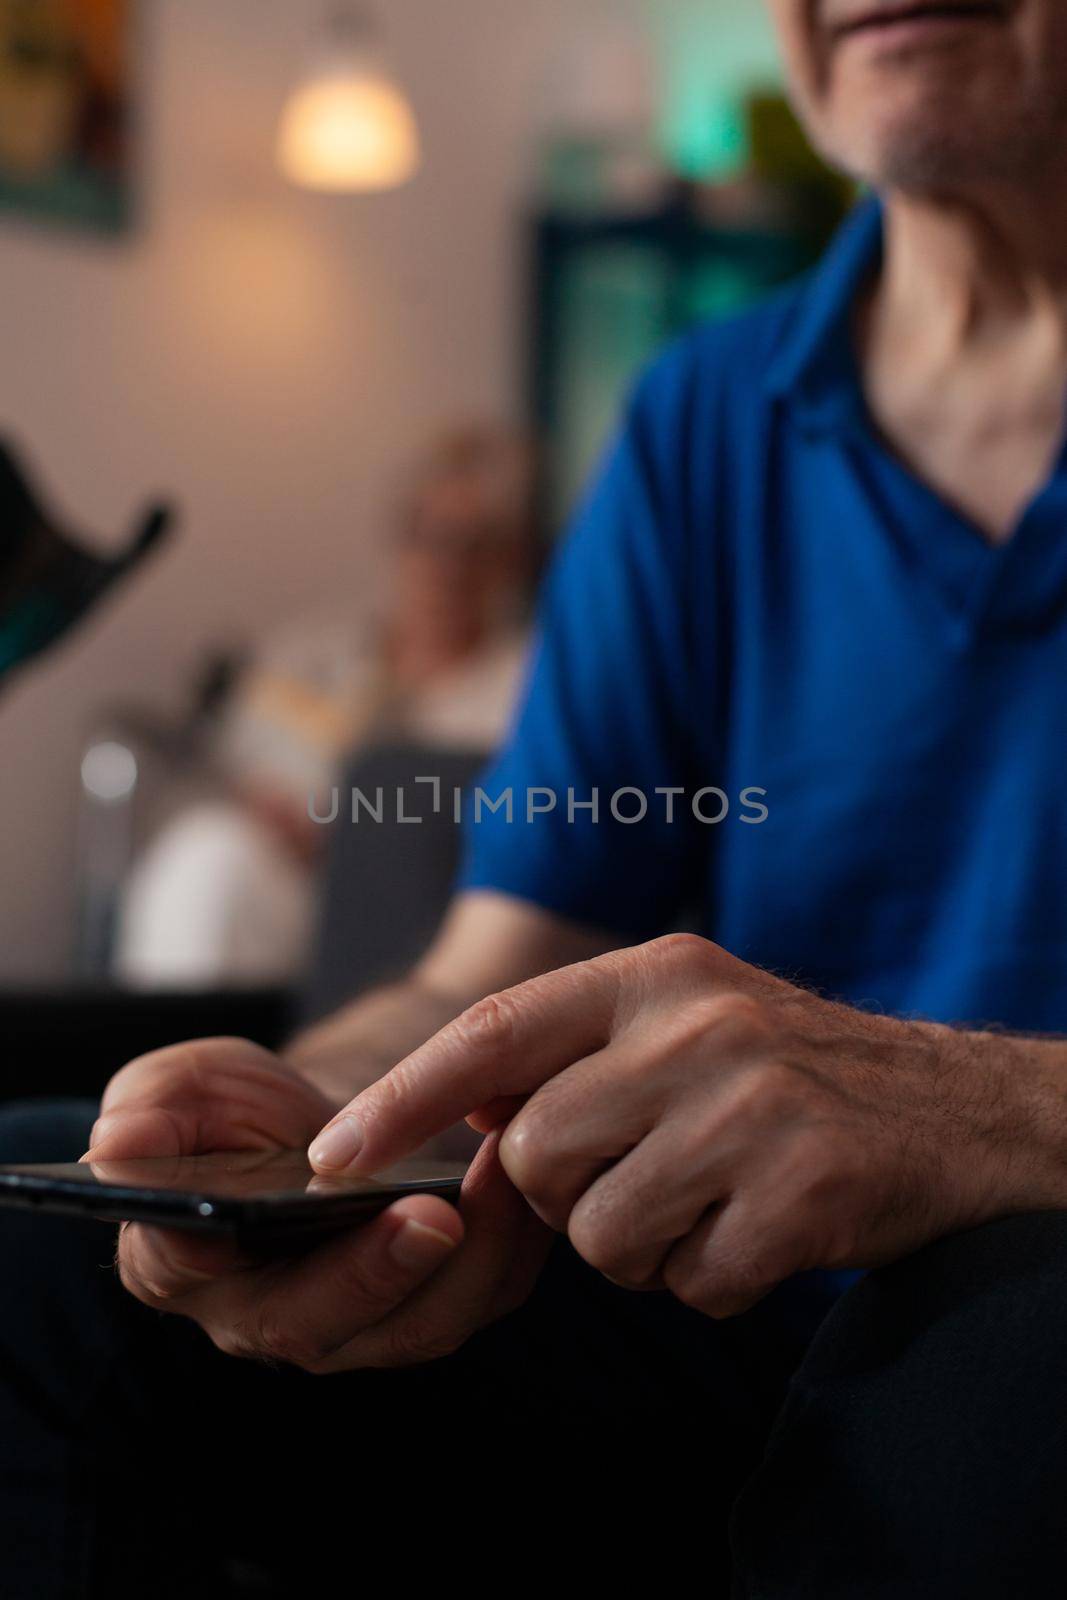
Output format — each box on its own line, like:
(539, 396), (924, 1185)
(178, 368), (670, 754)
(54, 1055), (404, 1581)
(764, 194), (1067, 637)
(764, 196), (884, 432)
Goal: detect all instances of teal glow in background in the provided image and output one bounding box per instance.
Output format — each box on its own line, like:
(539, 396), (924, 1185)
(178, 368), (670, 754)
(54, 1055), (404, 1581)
(639, 1), (784, 176)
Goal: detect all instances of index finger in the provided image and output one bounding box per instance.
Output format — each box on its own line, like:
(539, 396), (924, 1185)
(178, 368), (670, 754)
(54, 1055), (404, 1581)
(308, 957), (622, 1176)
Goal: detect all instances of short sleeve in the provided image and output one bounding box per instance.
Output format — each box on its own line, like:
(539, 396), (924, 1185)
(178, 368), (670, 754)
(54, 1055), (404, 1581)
(458, 362), (704, 940)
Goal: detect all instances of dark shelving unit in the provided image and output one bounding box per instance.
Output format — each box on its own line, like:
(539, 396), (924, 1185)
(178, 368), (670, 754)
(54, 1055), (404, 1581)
(529, 198), (834, 531)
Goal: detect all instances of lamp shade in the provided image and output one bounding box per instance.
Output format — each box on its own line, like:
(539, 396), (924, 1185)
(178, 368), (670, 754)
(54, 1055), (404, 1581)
(278, 62), (421, 192)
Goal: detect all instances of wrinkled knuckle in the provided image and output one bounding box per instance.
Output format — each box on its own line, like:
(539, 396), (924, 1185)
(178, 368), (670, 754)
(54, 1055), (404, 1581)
(593, 1259), (651, 1291)
(188, 1036), (267, 1070)
(647, 932), (718, 978)
(705, 1289), (760, 1321)
(133, 1272), (177, 1307)
(284, 1345), (341, 1378)
(363, 1069), (406, 1128)
(664, 1256), (767, 1319)
(615, 1271), (656, 1292)
(102, 1052), (173, 1110)
(291, 1354), (335, 1378)
(248, 1310), (324, 1371)
(206, 1323), (259, 1363)
(457, 990), (523, 1056)
(348, 1254), (413, 1315)
(667, 1227), (785, 1313)
(661, 1258), (713, 1313)
(413, 1326), (466, 1363)
(116, 1253), (161, 1309)
(568, 1208), (626, 1280)
(230, 1298), (319, 1369)
(376, 1316), (464, 1369)
(105, 1049), (205, 1112)
(117, 1237), (175, 1308)
(100, 1058), (145, 1107)
(498, 1110), (550, 1194)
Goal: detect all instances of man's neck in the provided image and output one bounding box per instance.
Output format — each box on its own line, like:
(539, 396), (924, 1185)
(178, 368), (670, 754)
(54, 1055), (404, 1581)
(857, 181), (1067, 544)
(878, 184), (1067, 352)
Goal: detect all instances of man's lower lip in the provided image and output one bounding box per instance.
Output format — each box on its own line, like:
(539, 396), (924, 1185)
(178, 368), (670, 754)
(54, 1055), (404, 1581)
(837, 11), (1002, 49)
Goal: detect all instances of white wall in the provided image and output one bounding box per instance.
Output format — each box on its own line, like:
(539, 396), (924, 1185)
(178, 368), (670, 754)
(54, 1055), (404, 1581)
(0, 0), (780, 981)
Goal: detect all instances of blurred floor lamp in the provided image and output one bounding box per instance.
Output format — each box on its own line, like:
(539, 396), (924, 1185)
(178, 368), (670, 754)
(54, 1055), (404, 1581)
(277, 7), (421, 192)
(77, 733), (141, 979)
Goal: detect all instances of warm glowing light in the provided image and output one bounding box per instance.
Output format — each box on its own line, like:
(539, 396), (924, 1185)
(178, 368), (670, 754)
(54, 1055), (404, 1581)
(278, 68), (421, 192)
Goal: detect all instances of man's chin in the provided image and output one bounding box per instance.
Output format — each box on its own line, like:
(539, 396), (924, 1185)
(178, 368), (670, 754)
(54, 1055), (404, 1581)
(823, 68), (1067, 194)
(864, 131), (989, 192)
(844, 113), (1038, 193)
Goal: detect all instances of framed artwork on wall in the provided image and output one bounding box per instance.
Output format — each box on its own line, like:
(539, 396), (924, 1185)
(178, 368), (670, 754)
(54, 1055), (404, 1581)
(0, 0), (132, 233)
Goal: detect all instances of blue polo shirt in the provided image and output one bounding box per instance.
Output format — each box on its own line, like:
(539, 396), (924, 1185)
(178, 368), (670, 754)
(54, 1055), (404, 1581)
(463, 199), (1067, 1034)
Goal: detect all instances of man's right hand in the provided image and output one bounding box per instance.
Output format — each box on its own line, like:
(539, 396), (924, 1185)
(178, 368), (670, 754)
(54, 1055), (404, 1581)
(88, 1037), (550, 1371)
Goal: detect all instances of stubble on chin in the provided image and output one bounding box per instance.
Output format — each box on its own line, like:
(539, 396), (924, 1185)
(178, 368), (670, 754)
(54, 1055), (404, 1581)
(843, 79), (1067, 195)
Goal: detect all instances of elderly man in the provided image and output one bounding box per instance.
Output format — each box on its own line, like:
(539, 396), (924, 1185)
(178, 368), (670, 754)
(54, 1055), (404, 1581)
(6, 2), (1067, 1594)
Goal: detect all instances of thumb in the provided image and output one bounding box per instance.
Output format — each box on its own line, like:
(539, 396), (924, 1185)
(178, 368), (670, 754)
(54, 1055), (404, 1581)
(82, 1105), (191, 1163)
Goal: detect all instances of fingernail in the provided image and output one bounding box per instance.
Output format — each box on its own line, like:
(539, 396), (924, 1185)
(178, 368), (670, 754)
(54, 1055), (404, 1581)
(308, 1115), (365, 1171)
(388, 1218), (458, 1273)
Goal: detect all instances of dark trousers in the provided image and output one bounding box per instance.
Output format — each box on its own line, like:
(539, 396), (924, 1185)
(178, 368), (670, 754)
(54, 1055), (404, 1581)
(2, 1102), (1066, 1598)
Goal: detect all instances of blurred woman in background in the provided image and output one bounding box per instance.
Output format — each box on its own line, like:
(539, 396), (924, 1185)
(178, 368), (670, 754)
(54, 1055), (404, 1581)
(116, 425), (538, 989)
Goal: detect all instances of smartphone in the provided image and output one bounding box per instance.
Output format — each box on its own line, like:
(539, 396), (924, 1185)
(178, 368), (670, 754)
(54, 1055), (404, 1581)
(0, 1149), (468, 1244)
